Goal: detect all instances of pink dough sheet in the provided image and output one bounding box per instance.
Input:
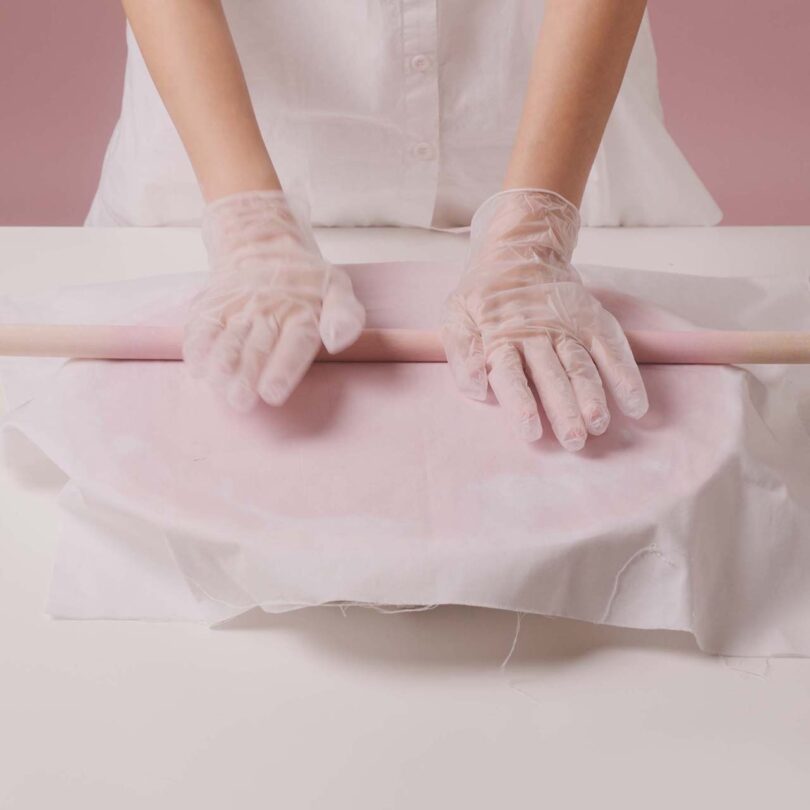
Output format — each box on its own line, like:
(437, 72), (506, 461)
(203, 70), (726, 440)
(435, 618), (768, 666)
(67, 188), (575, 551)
(1, 262), (809, 656)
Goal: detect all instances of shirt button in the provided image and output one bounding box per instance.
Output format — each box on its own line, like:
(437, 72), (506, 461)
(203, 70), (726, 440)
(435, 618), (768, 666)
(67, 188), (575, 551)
(413, 142), (435, 161)
(411, 53), (431, 72)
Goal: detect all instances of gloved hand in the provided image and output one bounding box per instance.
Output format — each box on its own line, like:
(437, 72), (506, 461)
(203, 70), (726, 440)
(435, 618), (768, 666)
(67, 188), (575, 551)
(441, 188), (648, 451)
(183, 190), (366, 411)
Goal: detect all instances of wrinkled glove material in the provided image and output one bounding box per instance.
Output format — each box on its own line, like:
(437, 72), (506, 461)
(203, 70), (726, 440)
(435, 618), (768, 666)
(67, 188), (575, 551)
(184, 190), (366, 411)
(442, 188), (649, 450)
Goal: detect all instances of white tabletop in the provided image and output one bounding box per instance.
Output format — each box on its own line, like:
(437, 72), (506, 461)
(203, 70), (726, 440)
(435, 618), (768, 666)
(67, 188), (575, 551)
(1, 225), (809, 809)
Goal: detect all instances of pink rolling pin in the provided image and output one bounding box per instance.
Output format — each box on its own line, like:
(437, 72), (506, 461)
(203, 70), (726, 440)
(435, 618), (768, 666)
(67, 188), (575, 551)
(0, 324), (809, 365)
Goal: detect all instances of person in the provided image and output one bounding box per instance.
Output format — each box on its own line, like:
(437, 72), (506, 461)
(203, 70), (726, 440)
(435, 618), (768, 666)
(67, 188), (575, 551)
(87, 0), (721, 451)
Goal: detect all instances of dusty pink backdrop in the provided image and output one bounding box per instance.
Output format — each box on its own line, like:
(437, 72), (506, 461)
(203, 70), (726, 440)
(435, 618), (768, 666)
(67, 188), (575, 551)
(0, 2), (127, 226)
(1, 1), (808, 226)
(650, 0), (809, 226)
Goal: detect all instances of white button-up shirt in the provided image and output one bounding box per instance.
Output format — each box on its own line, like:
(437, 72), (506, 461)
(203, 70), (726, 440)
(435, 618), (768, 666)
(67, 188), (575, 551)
(86, 1), (722, 230)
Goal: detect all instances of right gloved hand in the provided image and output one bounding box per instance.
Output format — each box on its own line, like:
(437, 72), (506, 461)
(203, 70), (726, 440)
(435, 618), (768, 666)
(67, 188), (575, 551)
(441, 188), (648, 450)
(183, 190), (366, 411)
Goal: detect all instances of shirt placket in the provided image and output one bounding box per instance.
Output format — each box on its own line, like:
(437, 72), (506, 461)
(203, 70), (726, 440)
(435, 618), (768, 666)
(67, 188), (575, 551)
(399, 0), (440, 228)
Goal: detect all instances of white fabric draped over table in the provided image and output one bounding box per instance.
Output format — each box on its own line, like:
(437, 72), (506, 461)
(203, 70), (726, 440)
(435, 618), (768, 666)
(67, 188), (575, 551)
(1, 261), (808, 657)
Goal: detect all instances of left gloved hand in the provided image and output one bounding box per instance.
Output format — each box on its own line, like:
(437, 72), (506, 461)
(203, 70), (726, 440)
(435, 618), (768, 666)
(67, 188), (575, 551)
(441, 187), (648, 450)
(183, 189), (366, 411)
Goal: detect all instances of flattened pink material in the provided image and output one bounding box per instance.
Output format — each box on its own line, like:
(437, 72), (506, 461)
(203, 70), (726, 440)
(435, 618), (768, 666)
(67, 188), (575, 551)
(2, 262), (810, 655)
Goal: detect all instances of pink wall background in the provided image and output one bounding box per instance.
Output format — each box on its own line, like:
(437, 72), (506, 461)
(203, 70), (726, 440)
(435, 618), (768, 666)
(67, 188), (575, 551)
(0, 2), (127, 226)
(650, 0), (810, 226)
(1, 1), (808, 226)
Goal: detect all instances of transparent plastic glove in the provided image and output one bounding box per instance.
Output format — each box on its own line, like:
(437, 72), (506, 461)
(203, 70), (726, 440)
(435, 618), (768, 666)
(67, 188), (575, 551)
(183, 190), (366, 411)
(441, 188), (648, 450)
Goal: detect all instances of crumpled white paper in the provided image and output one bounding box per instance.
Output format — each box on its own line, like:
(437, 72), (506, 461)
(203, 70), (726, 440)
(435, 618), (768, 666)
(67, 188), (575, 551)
(1, 262), (809, 656)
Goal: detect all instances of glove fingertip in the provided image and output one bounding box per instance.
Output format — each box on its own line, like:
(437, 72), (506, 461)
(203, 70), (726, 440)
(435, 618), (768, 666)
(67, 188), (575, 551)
(587, 406), (611, 436)
(618, 386), (649, 420)
(449, 354), (488, 401)
(320, 314), (365, 354)
(517, 414), (543, 442)
(319, 288), (366, 354)
(259, 380), (292, 407)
